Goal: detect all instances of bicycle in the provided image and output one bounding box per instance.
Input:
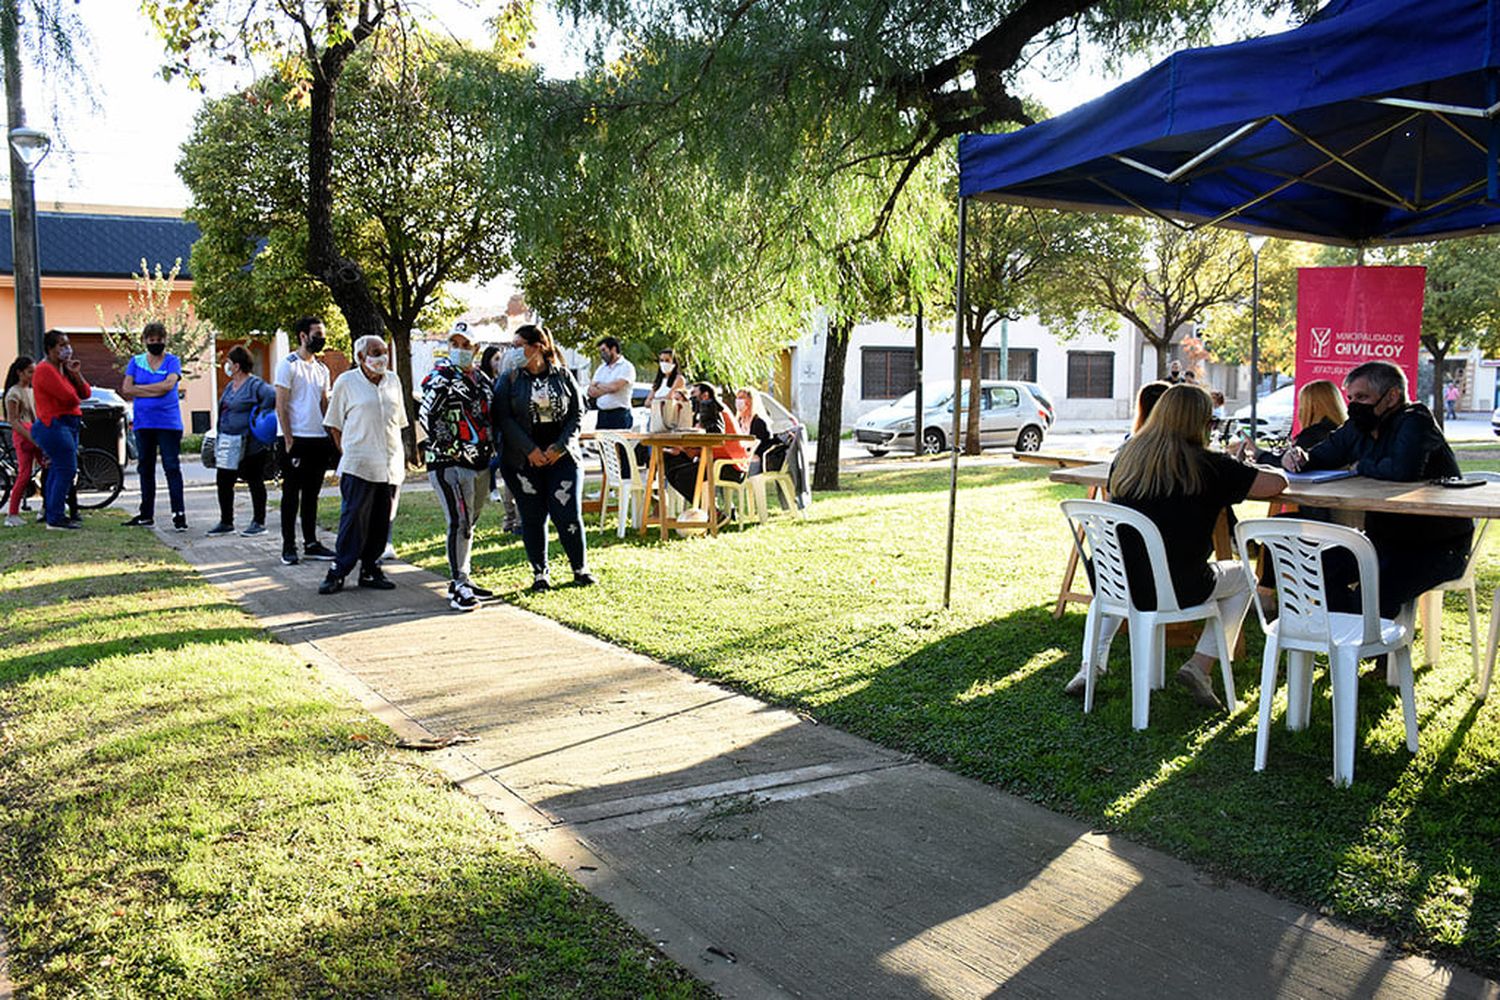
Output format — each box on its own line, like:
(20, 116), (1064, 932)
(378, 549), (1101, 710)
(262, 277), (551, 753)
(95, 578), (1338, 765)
(0, 421), (125, 511)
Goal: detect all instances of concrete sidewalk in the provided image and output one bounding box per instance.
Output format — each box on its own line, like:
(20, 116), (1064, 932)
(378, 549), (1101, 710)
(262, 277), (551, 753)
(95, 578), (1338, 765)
(155, 485), (1498, 999)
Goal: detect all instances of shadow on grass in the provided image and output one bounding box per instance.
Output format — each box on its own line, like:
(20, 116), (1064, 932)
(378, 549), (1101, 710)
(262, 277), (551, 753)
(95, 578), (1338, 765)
(0, 625), (268, 685)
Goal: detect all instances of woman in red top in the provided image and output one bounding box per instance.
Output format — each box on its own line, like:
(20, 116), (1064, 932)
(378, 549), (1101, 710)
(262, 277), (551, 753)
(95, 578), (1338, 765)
(30, 330), (90, 529)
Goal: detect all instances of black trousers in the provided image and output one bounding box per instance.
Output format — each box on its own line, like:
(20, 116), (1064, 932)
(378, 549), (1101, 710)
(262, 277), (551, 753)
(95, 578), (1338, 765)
(331, 473), (395, 580)
(277, 436), (333, 549)
(1324, 532), (1471, 619)
(216, 448), (269, 525)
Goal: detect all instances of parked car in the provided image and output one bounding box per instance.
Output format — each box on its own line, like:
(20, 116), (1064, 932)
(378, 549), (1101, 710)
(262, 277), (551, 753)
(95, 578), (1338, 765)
(1230, 382), (1296, 440)
(1490, 405), (1500, 436)
(581, 381), (655, 438)
(853, 380), (1049, 456)
(1019, 381), (1057, 428)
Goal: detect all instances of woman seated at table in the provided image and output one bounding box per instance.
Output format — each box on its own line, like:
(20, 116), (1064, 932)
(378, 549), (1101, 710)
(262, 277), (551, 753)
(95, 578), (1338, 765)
(663, 383), (749, 507)
(1092, 384), (1288, 709)
(1122, 381), (1170, 442)
(1228, 379), (1345, 465)
(736, 387), (787, 474)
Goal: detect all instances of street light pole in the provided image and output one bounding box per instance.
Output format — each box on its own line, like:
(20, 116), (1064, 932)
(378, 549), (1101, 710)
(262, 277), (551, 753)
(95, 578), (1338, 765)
(1246, 234), (1268, 443)
(9, 126), (50, 360)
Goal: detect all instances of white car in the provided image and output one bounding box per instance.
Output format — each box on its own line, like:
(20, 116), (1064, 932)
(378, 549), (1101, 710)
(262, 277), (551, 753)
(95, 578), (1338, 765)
(1230, 383), (1297, 440)
(853, 380), (1049, 456)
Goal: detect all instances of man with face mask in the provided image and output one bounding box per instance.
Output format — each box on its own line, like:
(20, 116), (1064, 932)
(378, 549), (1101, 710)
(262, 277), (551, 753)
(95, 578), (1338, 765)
(273, 316), (335, 565)
(587, 336), (636, 431)
(1286, 360), (1471, 617)
(420, 323), (494, 611)
(319, 335), (409, 596)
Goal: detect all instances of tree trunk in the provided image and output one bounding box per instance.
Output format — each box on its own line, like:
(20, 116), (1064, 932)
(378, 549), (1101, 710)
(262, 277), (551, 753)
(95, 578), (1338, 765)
(1149, 334), (1170, 379)
(387, 321), (421, 463)
(965, 314), (985, 455)
(812, 318), (851, 492)
(3, 0), (41, 359)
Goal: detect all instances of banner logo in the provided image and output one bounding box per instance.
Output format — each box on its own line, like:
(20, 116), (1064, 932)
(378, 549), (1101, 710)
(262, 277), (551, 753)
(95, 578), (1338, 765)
(1309, 327), (1331, 358)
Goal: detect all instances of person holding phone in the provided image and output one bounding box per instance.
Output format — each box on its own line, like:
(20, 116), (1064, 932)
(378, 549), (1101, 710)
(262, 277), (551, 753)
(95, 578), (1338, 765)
(29, 330), (90, 530)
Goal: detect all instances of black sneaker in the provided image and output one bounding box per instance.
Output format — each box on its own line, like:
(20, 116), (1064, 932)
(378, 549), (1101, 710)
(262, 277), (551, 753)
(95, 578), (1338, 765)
(317, 572), (344, 595)
(302, 541), (336, 561)
(240, 522), (266, 537)
(206, 522), (235, 536)
(530, 574), (552, 592)
(45, 521), (82, 531)
(449, 583), (479, 612)
(453, 580), (496, 601)
(358, 571), (396, 590)
(172, 513), (188, 533)
(572, 571), (597, 587)
(124, 513), (154, 527)
(281, 549), (300, 566)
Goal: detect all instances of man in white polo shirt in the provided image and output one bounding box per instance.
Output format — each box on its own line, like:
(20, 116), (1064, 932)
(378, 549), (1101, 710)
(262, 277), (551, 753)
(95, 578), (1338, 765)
(587, 336), (636, 431)
(274, 316), (335, 565)
(318, 335), (408, 595)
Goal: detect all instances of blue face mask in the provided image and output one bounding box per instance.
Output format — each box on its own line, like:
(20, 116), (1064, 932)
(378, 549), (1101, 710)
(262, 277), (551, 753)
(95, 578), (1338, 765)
(449, 348), (474, 370)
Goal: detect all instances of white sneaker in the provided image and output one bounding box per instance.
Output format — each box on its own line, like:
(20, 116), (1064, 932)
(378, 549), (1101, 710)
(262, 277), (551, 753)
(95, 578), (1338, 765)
(489, 489), (503, 503)
(449, 582), (479, 612)
(1063, 664), (1104, 697)
(3, 515), (22, 528)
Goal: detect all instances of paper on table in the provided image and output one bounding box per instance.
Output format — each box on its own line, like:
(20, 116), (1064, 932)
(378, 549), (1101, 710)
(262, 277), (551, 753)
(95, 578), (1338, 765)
(1284, 468), (1356, 483)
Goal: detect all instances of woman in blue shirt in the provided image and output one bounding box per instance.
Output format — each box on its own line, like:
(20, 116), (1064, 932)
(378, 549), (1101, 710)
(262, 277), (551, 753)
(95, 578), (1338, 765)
(121, 322), (188, 531)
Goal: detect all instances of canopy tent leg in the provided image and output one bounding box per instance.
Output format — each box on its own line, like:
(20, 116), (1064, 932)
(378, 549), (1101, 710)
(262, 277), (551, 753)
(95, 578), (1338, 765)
(943, 196), (968, 609)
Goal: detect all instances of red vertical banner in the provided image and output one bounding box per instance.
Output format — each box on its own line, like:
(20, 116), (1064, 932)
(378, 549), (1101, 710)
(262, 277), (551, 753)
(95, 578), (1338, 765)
(1294, 266), (1425, 425)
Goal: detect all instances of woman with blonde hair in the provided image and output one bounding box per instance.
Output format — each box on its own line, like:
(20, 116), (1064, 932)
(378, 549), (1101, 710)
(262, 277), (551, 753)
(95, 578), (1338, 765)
(1101, 384), (1287, 709)
(1230, 379), (1347, 464)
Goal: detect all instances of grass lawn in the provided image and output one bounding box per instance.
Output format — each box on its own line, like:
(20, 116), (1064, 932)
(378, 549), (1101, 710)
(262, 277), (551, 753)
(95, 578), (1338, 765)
(390, 462), (1500, 976)
(0, 521), (710, 999)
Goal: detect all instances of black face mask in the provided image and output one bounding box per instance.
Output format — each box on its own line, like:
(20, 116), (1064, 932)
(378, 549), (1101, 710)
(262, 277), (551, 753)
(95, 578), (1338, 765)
(1347, 400), (1380, 432)
(306, 334), (326, 353)
(146, 342), (166, 357)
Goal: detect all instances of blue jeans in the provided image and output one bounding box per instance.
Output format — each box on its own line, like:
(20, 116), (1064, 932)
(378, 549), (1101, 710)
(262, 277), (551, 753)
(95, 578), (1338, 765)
(595, 406), (633, 430)
(32, 416), (78, 526)
(501, 455), (587, 577)
(135, 427), (185, 519)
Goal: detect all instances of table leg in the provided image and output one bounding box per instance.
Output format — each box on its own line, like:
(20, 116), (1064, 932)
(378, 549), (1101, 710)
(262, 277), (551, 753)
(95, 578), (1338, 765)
(1052, 484), (1097, 620)
(1419, 590), (1442, 671)
(659, 447), (672, 541)
(640, 446), (660, 537)
(697, 447), (719, 536)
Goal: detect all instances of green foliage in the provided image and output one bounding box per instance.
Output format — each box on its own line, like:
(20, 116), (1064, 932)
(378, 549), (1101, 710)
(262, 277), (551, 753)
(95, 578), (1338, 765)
(96, 258), (217, 380)
(1202, 238), (1320, 377)
(1388, 237), (1500, 358)
(177, 34), (518, 345)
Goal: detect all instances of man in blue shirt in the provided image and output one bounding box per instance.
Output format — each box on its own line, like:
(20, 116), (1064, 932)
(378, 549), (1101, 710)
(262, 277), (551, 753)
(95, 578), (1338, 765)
(120, 322), (188, 531)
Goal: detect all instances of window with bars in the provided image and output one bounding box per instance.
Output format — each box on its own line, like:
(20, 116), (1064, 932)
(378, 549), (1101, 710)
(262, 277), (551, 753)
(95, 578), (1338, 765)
(979, 348), (1038, 383)
(1066, 351), (1114, 398)
(862, 347), (916, 399)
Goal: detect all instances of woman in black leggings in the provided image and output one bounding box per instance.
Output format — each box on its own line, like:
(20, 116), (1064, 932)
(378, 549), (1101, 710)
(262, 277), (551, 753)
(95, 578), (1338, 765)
(208, 346), (276, 536)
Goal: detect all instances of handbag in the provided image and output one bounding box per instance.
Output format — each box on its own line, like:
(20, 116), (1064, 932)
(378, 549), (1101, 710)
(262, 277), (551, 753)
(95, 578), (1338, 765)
(214, 430), (245, 471)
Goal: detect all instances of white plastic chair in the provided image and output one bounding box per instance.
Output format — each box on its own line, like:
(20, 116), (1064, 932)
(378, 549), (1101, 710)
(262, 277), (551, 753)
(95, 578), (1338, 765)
(1235, 518), (1419, 787)
(711, 459), (752, 526)
(1060, 499), (1239, 730)
(746, 469), (800, 523)
(1424, 471), (1498, 688)
(595, 432), (647, 538)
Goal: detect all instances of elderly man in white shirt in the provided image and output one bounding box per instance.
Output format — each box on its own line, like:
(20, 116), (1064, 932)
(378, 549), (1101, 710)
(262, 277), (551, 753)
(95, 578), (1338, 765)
(587, 336), (636, 431)
(318, 334), (409, 595)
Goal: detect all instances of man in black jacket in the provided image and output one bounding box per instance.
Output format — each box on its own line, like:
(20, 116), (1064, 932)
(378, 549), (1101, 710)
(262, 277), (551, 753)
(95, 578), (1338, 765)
(1286, 360), (1471, 617)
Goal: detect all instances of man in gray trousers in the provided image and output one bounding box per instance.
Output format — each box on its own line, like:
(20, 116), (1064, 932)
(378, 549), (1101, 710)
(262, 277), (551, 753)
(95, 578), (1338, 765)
(419, 325), (496, 612)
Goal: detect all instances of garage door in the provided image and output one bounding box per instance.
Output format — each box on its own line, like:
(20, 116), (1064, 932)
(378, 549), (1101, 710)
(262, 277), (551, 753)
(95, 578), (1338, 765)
(67, 332), (126, 391)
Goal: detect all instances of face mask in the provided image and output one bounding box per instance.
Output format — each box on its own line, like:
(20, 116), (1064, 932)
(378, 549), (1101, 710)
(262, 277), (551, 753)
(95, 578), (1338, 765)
(306, 334), (326, 353)
(147, 342), (166, 357)
(224, 361), (237, 378)
(449, 348), (474, 369)
(1347, 400), (1380, 432)
(660, 361), (675, 374)
(58, 346), (73, 362)
(364, 355), (389, 374)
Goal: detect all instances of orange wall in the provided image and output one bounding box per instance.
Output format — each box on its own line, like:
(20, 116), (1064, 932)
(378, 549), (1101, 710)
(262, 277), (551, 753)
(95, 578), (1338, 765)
(0, 277), (218, 433)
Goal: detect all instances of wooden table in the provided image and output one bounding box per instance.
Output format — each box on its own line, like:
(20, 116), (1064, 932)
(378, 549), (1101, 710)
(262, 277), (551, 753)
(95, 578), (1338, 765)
(634, 432), (755, 540)
(1049, 461), (1500, 665)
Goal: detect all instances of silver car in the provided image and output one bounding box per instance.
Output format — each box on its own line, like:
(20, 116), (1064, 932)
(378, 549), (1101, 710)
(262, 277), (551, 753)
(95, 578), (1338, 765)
(853, 380), (1049, 456)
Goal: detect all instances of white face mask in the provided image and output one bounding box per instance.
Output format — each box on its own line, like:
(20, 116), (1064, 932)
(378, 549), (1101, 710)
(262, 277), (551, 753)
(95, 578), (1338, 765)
(57, 346), (74, 362)
(224, 360), (237, 378)
(363, 354), (389, 374)
(660, 361), (675, 374)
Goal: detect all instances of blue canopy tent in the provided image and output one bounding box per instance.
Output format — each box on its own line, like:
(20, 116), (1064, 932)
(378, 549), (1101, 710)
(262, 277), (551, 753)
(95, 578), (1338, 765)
(941, 0), (1500, 603)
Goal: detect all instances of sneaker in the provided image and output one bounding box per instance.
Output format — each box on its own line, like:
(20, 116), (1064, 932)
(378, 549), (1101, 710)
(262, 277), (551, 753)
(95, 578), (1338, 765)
(206, 522), (235, 536)
(1175, 664), (1224, 710)
(379, 543), (397, 562)
(449, 583), (479, 612)
(530, 574), (552, 592)
(124, 513), (154, 527)
(358, 570), (396, 590)
(489, 489), (503, 503)
(1063, 664), (1103, 697)
(572, 571), (597, 587)
(240, 522), (266, 537)
(302, 540), (336, 561)
(172, 513), (189, 533)
(317, 572), (344, 595)
(449, 580), (496, 601)
(45, 521), (82, 531)
(3, 515), (22, 528)
(281, 549), (300, 566)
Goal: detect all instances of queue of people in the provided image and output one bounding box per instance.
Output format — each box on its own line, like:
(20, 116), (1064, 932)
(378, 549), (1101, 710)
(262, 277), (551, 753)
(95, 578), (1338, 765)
(1068, 360), (1473, 710)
